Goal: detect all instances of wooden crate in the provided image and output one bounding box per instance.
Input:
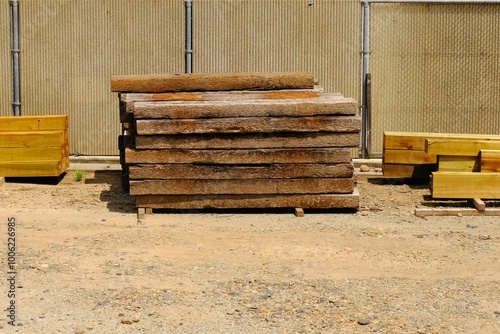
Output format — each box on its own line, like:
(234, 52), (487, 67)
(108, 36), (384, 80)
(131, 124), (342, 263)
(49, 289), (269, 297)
(0, 115), (69, 177)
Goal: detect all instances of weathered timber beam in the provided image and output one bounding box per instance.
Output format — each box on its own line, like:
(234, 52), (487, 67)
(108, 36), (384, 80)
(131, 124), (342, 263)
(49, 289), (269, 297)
(0, 115), (68, 132)
(426, 138), (500, 156)
(125, 148), (352, 164)
(480, 150), (500, 173)
(129, 163), (353, 180)
(134, 132), (360, 150)
(131, 96), (358, 119)
(135, 116), (361, 135)
(120, 88), (329, 103)
(135, 190), (359, 209)
(431, 171), (500, 199)
(383, 149), (436, 164)
(437, 155), (480, 172)
(111, 72), (315, 93)
(129, 178), (354, 195)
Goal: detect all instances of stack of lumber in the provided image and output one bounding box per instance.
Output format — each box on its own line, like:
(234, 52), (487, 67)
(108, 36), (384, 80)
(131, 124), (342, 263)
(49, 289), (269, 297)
(383, 131), (500, 199)
(112, 72), (361, 212)
(0, 115), (69, 177)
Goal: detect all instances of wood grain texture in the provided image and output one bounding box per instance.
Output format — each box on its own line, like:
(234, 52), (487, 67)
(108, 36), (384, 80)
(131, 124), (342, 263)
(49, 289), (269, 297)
(129, 178), (354, 195)
(384, 132), (500, 151)
(426, 138), (500, 156)
(135, 116), (361, 135)
(135, 190), (360, 209)
(431, 171), (500, 199)
(382, 163), (436, 179)
(0, 160), (63, 177)
(129, 163), (353, 180)
(437, 155), (480, 172)
(0, 147), (65, 162)
(120, 88), (328, 103)
(131, 96), (358, 119)
(134, 132), (360, 150)
(480, 150), (500, 173)
(0, 115), (68, 132)
(383, 149), (436, 164)
(111, 72), (315, 93)
(125, 148), (352, 164)
(0, 131), (65, 148)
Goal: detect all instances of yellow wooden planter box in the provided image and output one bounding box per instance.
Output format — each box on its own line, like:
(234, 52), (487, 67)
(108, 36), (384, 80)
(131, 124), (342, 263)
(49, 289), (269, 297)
(0, 115), (69, 177)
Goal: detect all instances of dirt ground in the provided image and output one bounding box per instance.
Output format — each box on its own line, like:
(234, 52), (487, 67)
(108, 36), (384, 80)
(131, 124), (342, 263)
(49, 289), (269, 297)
(0, 169), (498, 334)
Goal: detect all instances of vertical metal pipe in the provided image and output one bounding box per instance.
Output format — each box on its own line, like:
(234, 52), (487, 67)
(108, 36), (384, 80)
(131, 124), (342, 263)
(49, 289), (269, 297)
(10, 0), (21, 116)
(185, 0), (193, 73)
(360, 0), (370, 157)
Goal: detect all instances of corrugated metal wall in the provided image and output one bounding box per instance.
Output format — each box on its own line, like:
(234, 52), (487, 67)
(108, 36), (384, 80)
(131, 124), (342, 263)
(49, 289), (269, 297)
(370, 3), (500, 154)
(195, 0), (361, 99)
(20, 0), (184, 155)
(0, 2), (11, 117)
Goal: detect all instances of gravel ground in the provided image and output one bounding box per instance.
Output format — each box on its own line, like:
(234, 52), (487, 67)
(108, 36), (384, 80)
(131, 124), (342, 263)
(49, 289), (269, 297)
(0, 170), (498, 333)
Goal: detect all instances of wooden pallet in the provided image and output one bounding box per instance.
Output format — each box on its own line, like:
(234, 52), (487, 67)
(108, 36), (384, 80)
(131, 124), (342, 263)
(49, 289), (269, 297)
(415, 198), (500, 216)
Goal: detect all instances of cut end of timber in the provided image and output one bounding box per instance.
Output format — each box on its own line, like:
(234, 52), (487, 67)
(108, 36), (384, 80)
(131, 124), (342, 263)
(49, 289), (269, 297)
(0, 177), (5, 186)
(294, 208), (305, 217)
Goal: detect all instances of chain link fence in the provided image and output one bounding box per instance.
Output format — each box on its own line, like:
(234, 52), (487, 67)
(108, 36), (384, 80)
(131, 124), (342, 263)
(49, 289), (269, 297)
(370, 3), (500, 154)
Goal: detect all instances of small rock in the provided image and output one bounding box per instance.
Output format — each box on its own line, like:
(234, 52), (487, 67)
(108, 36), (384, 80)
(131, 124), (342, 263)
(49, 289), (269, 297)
(358, 318), (371, 325)
(133, 316), (140, 323)
(74, 328), (85, 334)
(360, 165), (371, 172)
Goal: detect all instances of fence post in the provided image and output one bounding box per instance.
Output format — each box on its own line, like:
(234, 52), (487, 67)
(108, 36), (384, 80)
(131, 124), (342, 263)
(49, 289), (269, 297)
(185, 0), (193, 73)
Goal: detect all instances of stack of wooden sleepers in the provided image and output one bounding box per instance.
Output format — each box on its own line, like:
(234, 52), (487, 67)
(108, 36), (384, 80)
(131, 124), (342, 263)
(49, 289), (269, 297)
(111, 72), (361, 213)
(383, 131), (500, 199)
(0, 115), (69, 177)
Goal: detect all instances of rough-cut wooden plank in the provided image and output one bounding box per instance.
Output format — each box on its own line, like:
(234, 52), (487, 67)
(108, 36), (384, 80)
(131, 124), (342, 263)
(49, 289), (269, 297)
(0, 160), (64, 177)
(384, 132), (500, 151)
(383, 149), (436, 164)
(130, 178), (354, 195)
(135, 132), (360, 150)
(129, 163), (353, 180)
(111, 72), (315, 93)
(0, 115), (68, 132)
(120, 88), (328, 103)
(0, 131), (65, 148)
(132, 96), (357, 119)
(0, 147), (65, 162)
(415, 207), (500, 216)
(136, 116), (361, 135)
(125, 148), (352, 164)
(426, 138), (500, 156)
(471, 198), (486, 211)
(431, 171), (500, 199)
(480, 150), (500, 173)
(382, 163), (435, 179)
(437, 155), (480, 172)
(135, 189), (360, 209)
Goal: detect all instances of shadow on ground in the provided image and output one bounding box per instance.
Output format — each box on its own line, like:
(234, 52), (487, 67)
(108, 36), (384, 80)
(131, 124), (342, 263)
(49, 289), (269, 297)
(5, 173), (66, 185)
(85, 171), (135, 213)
